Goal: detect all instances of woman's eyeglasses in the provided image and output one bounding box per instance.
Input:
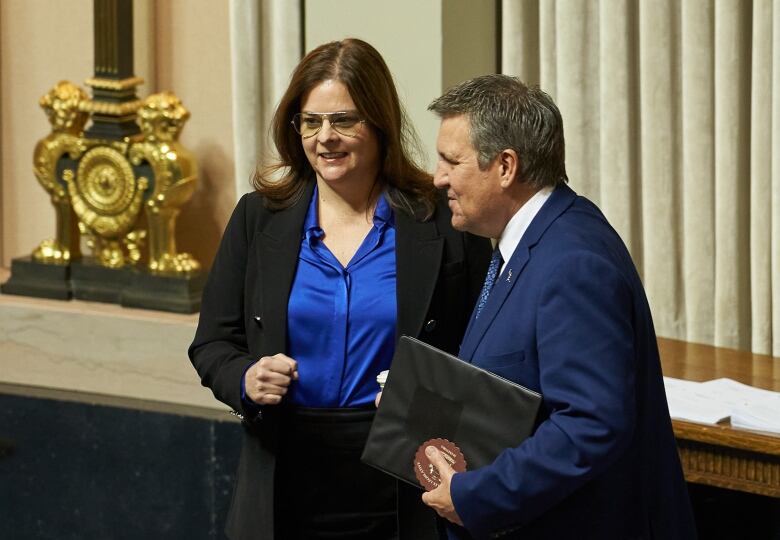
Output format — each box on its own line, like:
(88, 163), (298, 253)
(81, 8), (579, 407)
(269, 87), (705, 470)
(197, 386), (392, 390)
(291, 111), (366, 138)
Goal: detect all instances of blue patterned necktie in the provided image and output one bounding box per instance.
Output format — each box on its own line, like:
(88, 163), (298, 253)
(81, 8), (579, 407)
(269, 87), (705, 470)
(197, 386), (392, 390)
(475, 247), (503, 318)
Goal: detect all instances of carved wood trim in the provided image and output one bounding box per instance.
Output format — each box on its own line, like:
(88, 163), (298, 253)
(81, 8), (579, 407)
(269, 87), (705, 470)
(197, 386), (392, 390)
(677, 439), (780, 497)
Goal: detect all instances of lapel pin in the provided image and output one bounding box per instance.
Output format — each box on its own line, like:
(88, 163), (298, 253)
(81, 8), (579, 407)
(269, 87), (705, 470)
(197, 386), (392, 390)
(506, 269), (513, 282)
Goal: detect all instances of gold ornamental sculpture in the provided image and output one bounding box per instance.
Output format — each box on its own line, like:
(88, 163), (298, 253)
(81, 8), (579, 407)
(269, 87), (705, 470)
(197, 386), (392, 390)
(1, 0), (203, 313)
(64, 90), (199, 274)
(32, 81), (89, 266)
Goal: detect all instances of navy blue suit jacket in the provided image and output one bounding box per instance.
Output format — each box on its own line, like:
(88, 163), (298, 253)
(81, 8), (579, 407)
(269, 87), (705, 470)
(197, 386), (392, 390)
(449, 184), (696, 540)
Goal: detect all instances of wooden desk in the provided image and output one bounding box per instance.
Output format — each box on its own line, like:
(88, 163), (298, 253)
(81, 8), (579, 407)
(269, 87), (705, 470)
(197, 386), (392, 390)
(658, 338), (780, 497)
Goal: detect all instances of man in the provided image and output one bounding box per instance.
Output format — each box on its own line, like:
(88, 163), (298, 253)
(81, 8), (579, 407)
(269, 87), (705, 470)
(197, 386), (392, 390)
(422, 75), (697, 539)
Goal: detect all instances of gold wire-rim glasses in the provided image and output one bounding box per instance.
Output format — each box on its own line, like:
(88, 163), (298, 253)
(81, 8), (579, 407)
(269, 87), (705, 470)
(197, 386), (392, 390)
(291, 111), (367, 138)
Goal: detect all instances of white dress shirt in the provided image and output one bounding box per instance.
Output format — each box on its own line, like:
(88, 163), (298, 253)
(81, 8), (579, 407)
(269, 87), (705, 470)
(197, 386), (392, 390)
(497, 187), (554, 276)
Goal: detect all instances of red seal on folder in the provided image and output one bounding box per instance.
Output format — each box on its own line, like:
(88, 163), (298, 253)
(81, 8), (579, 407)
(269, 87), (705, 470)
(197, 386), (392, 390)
(413, 438), (467, 491)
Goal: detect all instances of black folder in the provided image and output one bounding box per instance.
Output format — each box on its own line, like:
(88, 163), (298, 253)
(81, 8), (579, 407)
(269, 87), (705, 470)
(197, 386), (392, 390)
(362, 335), (542, 488)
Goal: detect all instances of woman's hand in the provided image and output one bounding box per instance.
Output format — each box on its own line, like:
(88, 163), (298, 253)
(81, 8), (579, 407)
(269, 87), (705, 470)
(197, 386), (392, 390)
(244, 354), (299, 405)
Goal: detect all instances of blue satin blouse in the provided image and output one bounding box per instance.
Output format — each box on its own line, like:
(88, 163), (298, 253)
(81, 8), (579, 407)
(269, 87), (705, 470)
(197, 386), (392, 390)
(285, 186), (397, 407)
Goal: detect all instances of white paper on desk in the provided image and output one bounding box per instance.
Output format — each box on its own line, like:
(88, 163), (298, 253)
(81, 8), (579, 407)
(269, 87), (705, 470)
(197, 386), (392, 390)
(700, 378), (780, 434)
(662, 377), (731, 424)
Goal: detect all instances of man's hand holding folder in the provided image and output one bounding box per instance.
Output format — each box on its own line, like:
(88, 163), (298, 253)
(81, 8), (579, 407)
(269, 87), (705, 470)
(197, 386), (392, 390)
(421, 445), (463, 525)
(362, 336), (541, 495)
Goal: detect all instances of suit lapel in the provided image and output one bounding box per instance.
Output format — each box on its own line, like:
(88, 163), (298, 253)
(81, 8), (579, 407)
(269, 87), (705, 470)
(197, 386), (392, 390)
(459, 184), (578, 360)
(255, 182), (314, 354)
(253, 185), (445, 351)
(459, 246), (530, 360)
(395, 208), (443, 339)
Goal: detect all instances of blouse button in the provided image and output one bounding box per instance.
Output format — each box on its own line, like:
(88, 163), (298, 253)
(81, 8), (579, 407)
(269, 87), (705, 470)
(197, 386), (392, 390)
(424, 319), (437, 332)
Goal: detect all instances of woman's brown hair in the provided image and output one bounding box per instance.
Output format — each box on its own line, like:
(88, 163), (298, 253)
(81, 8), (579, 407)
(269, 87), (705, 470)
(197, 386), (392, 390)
(253, 38), (436, 218)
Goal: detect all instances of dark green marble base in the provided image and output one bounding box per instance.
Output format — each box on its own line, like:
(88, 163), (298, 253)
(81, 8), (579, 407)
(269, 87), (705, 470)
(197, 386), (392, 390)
(70, 260), (130, 303)
(122, 270), (205, 313)
(4, 257), (203, 314)
(0, 256), (71, 300)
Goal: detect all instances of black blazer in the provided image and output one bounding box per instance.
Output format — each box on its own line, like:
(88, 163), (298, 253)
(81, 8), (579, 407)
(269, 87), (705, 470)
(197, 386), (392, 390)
(189, 181), (491, 540)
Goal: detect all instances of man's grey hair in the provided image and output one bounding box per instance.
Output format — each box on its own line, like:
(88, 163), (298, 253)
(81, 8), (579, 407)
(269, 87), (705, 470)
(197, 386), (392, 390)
(428, 74), (568, 190)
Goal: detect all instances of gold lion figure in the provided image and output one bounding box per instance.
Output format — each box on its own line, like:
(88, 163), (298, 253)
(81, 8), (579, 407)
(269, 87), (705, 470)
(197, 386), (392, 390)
(32, 81), (89, 264)
(40, 81), (89, 135)
(137, 91), (190, 143)
(130, 92), (200, 275)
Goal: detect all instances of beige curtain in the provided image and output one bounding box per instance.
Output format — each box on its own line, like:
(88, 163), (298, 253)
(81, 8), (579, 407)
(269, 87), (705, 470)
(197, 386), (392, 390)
(229, 0), (302, 198)
(503, 0), (780, 356)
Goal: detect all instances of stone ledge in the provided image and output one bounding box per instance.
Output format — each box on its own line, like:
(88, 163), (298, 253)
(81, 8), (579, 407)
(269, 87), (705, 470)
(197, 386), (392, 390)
(0, 267), (227, 413)
(0, 382), (236, 422)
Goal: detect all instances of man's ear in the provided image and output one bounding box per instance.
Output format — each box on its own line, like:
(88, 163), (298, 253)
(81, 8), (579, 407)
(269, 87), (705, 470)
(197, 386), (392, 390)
(497, 149), (520, 189)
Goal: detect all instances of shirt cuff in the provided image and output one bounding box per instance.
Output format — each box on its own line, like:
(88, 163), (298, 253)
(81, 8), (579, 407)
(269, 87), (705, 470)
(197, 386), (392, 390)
(240, 361), (262, 420)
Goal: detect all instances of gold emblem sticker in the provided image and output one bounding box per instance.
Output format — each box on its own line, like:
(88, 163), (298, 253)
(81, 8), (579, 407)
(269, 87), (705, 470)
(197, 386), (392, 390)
(413, 438), (467, 491)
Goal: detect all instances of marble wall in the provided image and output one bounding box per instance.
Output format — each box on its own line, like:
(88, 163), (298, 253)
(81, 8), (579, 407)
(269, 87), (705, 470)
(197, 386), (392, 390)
(0, 388), (241, 539)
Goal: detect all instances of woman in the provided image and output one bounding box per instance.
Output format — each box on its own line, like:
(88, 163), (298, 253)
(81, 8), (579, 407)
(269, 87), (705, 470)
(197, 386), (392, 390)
(189, 38), (490, 540)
